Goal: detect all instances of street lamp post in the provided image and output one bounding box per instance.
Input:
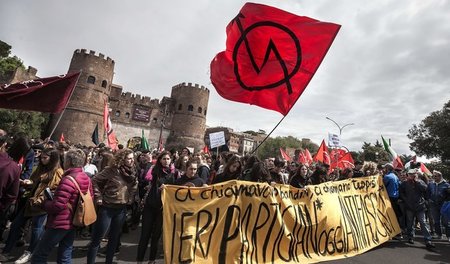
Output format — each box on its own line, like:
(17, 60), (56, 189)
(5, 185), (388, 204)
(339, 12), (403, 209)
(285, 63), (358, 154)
(325, 117), (355, 136)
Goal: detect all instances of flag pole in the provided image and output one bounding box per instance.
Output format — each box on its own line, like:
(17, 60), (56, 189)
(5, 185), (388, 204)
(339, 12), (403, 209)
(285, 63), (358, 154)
(251, 114), (287, 154)
(47, 71), (81, 139)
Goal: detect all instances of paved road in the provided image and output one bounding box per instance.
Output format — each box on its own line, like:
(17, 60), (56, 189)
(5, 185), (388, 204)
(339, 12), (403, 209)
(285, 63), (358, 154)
(1, 228), (449, 263)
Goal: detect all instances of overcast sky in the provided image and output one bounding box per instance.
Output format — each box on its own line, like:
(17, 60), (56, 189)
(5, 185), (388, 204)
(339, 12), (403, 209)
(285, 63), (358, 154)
(1, 0), (449, 155)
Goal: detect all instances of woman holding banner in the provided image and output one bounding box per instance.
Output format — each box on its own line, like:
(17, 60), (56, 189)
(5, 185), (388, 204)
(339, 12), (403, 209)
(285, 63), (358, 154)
(211, 155), (242, 184)
(290, 163), (310, 188)
(137, 151), (176, 264)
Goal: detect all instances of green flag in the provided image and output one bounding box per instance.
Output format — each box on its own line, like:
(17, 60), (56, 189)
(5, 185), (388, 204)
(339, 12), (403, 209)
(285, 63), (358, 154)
(141, 129), (149, 151)
(91, 123), (99, 146)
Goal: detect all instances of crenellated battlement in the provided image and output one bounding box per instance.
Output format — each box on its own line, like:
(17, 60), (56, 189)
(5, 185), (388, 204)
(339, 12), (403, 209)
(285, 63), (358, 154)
(73, 49), (115, 64)
(117, 91), (157, 106)
(172, 82), (210, 92)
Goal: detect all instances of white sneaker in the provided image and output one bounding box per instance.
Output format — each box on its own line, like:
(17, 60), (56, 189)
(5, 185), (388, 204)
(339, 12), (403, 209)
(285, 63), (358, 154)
(15, 251), (32, 264)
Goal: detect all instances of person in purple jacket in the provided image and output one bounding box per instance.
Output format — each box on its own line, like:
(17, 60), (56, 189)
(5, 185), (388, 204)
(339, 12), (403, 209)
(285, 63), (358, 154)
(31, 149), (93, 264)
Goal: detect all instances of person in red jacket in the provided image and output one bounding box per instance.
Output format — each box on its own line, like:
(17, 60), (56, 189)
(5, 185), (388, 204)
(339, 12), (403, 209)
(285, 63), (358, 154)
(0, 135), (21, 263)
(31, 149), (93, 264)
(0, 134), (20, 216)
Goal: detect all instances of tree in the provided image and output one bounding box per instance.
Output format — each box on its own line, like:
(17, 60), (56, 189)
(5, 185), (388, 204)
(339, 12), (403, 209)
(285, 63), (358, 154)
(0, 40), (25, 77)
(408, 100), (450, 162)
(0, 40), (49, 138)
(360, 141), (390, 163)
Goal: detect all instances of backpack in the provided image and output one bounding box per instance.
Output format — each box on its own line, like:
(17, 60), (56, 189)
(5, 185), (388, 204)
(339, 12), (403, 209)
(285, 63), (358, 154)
(66, 176), (97, 227)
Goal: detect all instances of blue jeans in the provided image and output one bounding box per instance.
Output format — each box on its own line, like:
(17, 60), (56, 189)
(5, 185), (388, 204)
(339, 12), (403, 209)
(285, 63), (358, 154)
(405, 209), (432, 242)
(31, 228), (75, 264)
(87, 206), (126, 264)
(3, 209), (47, 253)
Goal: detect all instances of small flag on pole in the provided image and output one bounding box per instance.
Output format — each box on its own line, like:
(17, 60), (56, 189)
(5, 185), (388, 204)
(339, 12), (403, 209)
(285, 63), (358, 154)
(91, 123), (99, 146)
(141, 129), (149, 151)
(59, 133), (65, 142)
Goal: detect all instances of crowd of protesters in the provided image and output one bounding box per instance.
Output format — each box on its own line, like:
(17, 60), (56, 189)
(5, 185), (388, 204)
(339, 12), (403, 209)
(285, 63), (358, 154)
(0, 129), (449, 263)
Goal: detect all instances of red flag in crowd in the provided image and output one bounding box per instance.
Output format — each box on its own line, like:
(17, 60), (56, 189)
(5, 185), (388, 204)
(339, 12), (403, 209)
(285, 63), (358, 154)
(59, 133), (65, 142)
(0, 72), (80, 113)
(298, 151), (306, 164)
(330, 148), (346, 165)
(314, 140), (330, 165)
(280, 148), (291, 161)
(203, 145), (210, 154)
(103, 100), (118, 150)
(420, 163), (432, 176)
(303, 149), (313, 166)
(158, 137), (165, 152)
(210, 3), (341, 115)
(330, 151), (355, 170)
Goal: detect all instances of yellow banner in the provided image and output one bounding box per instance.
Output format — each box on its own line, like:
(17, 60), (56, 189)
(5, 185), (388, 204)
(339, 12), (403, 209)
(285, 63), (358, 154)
(162, 176), (400, 264)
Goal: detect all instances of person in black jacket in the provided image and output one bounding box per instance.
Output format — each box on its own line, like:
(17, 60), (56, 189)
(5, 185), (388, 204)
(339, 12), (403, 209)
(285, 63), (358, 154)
(400, 169), (435, 249)
(137, 151), (175, 264)
(175, 160), (205, 187)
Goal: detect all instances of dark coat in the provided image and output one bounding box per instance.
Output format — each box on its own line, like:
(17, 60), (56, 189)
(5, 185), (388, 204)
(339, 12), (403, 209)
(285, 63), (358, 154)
(0, 152), (21, 211)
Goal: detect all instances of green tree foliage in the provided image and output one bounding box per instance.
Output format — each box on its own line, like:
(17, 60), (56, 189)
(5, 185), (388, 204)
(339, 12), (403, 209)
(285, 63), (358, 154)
(255, 136), (319, 160)
(0, 110), (48, 138)
(0, 40), (25, 76)
(408, 100), (450, 162)
(359, 141), (390, 163)
(0, 40), (49, 138)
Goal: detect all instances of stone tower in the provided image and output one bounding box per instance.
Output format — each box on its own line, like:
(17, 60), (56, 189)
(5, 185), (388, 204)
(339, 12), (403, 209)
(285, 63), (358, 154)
(49, 49), (114, 145)
(166, 82), (209, 152)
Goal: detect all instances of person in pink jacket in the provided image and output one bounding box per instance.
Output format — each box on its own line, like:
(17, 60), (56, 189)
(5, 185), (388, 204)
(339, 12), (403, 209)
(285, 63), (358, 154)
(31, 149), (93, 264)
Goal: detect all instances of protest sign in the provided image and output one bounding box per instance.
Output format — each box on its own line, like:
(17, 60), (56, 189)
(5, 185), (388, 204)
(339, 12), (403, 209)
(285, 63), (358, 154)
(209, 131), (226, 149)
(162, 176), (400, 263)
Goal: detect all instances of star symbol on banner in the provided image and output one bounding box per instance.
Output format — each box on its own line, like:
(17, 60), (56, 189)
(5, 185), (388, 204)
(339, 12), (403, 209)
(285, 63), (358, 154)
(315, 198), (323, 211)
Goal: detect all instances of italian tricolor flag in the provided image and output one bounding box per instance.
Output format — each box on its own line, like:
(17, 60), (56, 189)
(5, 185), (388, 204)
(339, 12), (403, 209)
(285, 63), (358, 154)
(381, 135), (404, 170)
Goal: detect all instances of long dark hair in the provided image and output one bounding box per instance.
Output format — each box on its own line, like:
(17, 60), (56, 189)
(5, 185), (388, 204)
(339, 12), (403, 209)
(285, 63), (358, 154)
(152, 151), (172, 179)
(222, 155), (242, 178)
(250, 162), (271, 183)
(31, 148), (61, 182)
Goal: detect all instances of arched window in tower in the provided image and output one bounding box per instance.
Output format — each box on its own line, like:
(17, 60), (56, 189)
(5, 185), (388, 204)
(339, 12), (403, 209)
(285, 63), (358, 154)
(101, 80), (108, 88)
(188, 105), (193, 111)
(204, 108), (207, 116)
(178, 104), (182, 111)
(115, 110), (120, 117)
(87, 75), (96, 84)
(198, 107), (202, 113)
(125, 112), (130, 118)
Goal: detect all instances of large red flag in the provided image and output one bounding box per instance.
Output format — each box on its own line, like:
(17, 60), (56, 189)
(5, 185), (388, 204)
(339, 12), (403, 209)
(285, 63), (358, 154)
(0, 72), (80, 113)
(279, 148), (291, 161)
(314, 140), (330, 165)
(103, 100), (118, 150)
(210, 3), (340, 115)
